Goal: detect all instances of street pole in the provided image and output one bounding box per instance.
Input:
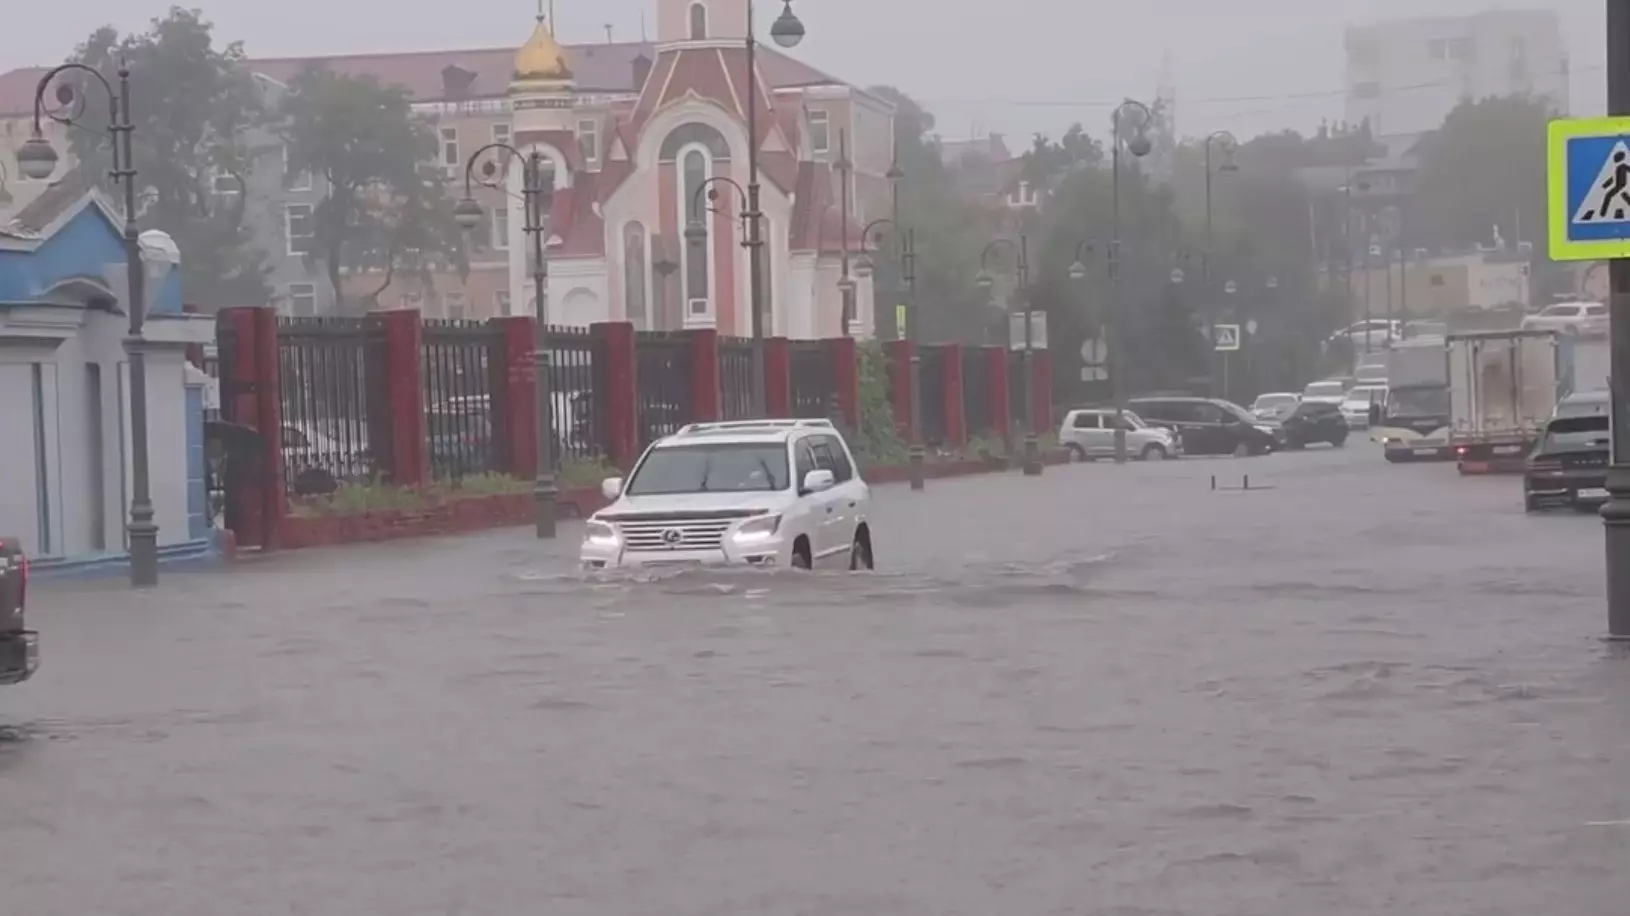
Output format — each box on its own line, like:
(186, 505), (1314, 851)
(1603, 0), (1630, 638)
(836, 130), (856, 338)
(743, 0), (767, 413)
(1110, 100), (1155, 463)
(976, 237), (1041, 476)
(1203, 131), (1237, 400)
(904, 228), (923, 490)
(21, 63), (157, 585)
(1344, 177), (1356, 376)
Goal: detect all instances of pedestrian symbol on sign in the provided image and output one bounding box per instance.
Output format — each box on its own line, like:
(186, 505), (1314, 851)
(1213, 324), (1240, 352)
(1574, 141), (1630, 223)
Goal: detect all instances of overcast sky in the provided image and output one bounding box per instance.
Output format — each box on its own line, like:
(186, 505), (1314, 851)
(0, 0), (1608, 141)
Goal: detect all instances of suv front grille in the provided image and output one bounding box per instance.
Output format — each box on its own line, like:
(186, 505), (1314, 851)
(618, 519), (733, 552)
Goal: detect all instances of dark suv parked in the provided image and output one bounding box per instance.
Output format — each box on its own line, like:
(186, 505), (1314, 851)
(1126, 396), (1279, 456)
(1278, 400), (1349, 449)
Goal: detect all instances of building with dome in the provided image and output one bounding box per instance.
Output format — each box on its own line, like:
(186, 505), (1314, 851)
(1, 1), (897, 338)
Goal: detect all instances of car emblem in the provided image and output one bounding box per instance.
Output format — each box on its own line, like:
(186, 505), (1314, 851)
(661, 528), (683, 548)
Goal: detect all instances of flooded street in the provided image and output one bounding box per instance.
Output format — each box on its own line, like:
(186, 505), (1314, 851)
(5, 444), (1628, 915)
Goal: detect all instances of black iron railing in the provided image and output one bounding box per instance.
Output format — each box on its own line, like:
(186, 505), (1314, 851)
(277, 316), (386, 493)
(918, 345), (948, 447)
(788, 340), (836, 420)
(547, 325), (606, 466)
(718, 336), (758, 420)
(422, 319), (503, 481)
(963, 346), (993, 438)
(634, 331), (693, 446)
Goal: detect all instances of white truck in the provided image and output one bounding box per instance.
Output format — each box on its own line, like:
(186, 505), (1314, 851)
(1377, 337), (1453, 462)
(1447, 330), (1562, 474)
(1561, 332), (1611, 396)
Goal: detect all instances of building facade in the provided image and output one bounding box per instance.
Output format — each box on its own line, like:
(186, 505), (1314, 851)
(1343, 9), (1569, 141)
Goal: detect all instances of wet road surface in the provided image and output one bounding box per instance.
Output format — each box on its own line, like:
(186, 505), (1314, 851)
(5, 443), (1629, 915)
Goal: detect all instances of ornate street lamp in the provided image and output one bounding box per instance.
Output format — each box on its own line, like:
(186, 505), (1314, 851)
(454, 143), (558, 538)
(1108, 98), (1154, 464)
(1203, 129), (1239, 397)
(20, 62), (159, 586)
(978, 235), (1042, 476)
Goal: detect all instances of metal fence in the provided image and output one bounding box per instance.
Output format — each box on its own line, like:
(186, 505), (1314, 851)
(918, 345), (948, 446)
(634, 331), (693, 446)
(718, 336), (759, 420)
(547, 326), (606, 467)
(963, 346), (993, 437)
(422, 319), (503, 480)
(277, 316), (386, 494)
(788, 340), (836, 420)
(1009, 350), (1033, 434)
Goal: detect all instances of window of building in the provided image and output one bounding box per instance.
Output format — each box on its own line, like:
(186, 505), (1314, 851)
(287, 283), (316, 316)
(1447, 37), (1471, 60)
(1347, 36), (1378, 66)
(285, 203), (314, 255)
(688, 2), (708, 40)
(624, 221), (647, 327)
(441, 126), (459, 168)
(679, 146), (712, 317)
(1353, 81), (1381, 99)
(493, 123), (511, 145)
(444, 291), (466, 320)
(808, 109), (830, 155)
(281, 145), (312, 192)
(494, 203), (510, 251)
(578, 118), (599, 164)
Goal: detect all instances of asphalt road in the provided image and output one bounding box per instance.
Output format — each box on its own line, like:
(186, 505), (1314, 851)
(4, 443), (1628, 916)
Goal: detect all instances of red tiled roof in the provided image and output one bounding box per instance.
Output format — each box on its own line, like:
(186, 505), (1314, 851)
(788, 160), (863, 253)
(0, 43), (839, 116)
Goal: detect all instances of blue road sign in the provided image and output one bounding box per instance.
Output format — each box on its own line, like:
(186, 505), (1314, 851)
(1547, 117), (1630, 260)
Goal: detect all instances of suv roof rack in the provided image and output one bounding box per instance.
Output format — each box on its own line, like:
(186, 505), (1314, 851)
(674, 418), (837, 435)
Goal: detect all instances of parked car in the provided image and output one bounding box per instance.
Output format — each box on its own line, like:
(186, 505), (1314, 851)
(1355, 350), (1388, 385)
(1058, 408), (1181, 461)
(1278, 400), (1349, 449)
(0, 537), (37, 687)
(1524, 414), (1611, 512)
(1520, 301), (1608, 336)
(1125, 396), (1278, 456)
(1554, 389), (1610, 419)
(582, 419), (873, 571)
(1404, 319), (1448, 338)
(1250, 392), (1300, 420)
(1328, 319), (1402, 351)
(1301, 379), (1350, 405)
(1340, 384), (1387, 430)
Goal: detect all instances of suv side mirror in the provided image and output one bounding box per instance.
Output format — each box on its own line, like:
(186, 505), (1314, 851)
(802, 469), (836, 494)
(600, 477), (624, 500)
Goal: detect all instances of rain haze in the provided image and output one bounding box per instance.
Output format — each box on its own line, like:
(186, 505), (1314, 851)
(6, 0), (1630, 914)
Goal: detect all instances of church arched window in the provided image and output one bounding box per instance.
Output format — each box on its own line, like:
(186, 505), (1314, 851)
(688, 3), (709, 40)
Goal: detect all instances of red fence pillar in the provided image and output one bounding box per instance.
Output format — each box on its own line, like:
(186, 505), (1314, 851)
(884, 339), (913, 438)
(831, 336), (860, 431)
(492, 316), (537, 477)
(689, 328), (721, 421)
(379, 310), (428, 487)
(1032, 348), (1053, 438)
(593, 321), (640, 470)
(765, 337), (792, 417)
(219, 306), (285, 550)
(942, 343), (967, 447)
(987, 345), (1012, 445)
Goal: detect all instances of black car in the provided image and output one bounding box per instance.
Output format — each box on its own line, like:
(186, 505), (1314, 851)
(0, 536), (38, 686)
(1278, 400), (1349, 449)
(1523, 415), (1610, 512)
(1126, 396), (1278, 456)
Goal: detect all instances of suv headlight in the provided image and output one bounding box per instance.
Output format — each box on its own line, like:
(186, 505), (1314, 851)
(1253, 424), (1275, 436)
(583, 520), (618, 546)
(733, 514), (782, 542)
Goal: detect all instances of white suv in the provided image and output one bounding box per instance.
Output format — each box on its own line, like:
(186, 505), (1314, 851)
(1059, 408), (1180, 461)
(581, 419), (874, 571)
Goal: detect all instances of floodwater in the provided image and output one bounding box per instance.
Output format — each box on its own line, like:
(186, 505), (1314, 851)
(3, 445), (1628, 915)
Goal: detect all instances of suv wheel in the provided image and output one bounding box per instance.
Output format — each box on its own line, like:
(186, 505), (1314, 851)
(1524, 493), (1541, 513)
(1065, 443), (1088, 462)
(1233, 441), (1251, 458)
(1141, 443), (1167, 461)
(791, 538), (813, 569)
(849, 528), (874, 571)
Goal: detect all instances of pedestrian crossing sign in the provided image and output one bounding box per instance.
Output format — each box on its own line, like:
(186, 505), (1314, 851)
(1547, 116), (1630, 260)
(1214, 324), (1240, 352)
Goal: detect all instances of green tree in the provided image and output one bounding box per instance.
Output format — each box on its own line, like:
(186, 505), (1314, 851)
(1411, 94), (1553, 255)
(68, 7), (270, 309)
(279, 67), (467, 312)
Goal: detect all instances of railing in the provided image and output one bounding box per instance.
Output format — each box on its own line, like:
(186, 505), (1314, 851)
(718, 336), (758, 420)
(634, 331), (693, 446)
(788, 340), (836, 420)
(963, 346), (993, 437)
(918, 345), (948, 447)
(1009, 350), (1031, 431)
(547, 325), (606, 467)
(422, 319), (503, 480)
(277, 316), (386, 494)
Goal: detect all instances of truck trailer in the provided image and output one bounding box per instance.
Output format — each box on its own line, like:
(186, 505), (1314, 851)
(1447, 329), (1562, 474)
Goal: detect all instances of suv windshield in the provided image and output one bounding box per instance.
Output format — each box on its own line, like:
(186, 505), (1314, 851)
(1542, 416), (1611, 452)
(625, 442), (790, 495)
(1387, 386), (1449, 417)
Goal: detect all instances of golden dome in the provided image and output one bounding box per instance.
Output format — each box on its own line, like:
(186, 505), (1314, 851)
(512, 16), (573, 85)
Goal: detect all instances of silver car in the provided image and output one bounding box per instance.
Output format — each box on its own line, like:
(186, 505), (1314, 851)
(1060, 408), (1181, 461)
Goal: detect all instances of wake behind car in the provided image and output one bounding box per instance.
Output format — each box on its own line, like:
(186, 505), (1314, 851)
(1058, 408), (1180, 461)
(0, 537), (38, 686)
(582, 419), (873, 571)
(1125, 396), (1277, 456)
(1523, 414), (1610, 512)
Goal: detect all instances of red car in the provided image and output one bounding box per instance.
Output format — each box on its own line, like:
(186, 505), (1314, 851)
(0, 537), (38, 685)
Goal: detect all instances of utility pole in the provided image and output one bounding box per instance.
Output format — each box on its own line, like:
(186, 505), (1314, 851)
(1604, 0), (1630, 637)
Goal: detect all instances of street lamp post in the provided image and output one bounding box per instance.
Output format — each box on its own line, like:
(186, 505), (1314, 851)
(454, 144), (558, 538)
(1108, 99), (1155, 464)
(17, 63), (158, 586)
(1202, 130), (1239, 398)
(1602, 0), (1630, 638)
(1067, 240), (1123, 445)
(976, 236), (1042, 476)
(856, 223), (918, 486)
(835, 130), (857, 337)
